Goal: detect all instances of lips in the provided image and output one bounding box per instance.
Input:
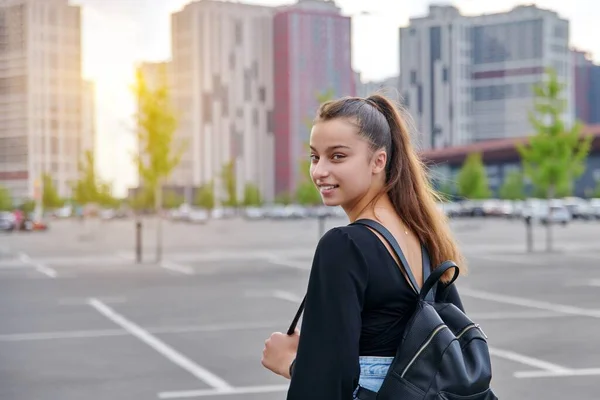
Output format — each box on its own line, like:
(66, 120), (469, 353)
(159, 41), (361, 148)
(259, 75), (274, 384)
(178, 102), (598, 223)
(318, 184), (339, 195)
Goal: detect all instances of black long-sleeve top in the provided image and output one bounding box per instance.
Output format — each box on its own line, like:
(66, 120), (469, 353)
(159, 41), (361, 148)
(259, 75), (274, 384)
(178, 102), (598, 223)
(286, 224), (465, 400)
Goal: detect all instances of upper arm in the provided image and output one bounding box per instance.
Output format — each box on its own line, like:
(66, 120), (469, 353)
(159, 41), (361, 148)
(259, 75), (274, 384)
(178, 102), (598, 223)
(287, 228), (369, 399)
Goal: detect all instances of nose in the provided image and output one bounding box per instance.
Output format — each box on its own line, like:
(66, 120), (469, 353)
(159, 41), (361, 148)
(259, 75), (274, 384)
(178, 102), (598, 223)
(310, 158), (330, 181)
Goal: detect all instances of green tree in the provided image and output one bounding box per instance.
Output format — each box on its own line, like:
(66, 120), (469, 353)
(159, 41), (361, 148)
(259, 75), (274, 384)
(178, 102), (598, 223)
(96, 183), (120, 208)
(295, 89), (336, 206)
(242, 183), (262, 206)
(499, 170), (526, 200)
(129, 189), (154, 212)
(456, 153), (491, 199)
(19, 199), (35, 214)
(517, 68), (593, 251)
(590, 181), (600, 198)
(274, 192), (292, 205)
(163, 190), (184, 209)
(194, 181), (215, 210)
(42, 173), (64, 209)
(0, 185), (12, 211)
(71, 150), (118, 208)
(133, 64), (186, 262)
(220, 161), (238, 207)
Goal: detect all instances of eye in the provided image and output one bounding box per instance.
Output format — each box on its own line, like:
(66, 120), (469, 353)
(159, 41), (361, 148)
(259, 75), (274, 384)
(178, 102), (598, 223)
(310, 154), (319, 163)
(332, 153), (345, 161)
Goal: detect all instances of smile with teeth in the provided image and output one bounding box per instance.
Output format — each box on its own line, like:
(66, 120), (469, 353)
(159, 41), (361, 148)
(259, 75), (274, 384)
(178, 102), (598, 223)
(318, 184), (339, 193)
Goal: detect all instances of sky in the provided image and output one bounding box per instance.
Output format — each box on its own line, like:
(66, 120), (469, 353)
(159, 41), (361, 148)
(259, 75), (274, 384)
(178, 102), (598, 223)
(71, 0), (600, 196)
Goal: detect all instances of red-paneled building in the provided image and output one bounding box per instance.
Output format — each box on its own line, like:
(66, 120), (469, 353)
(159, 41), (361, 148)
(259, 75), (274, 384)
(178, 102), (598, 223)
(273, 0), (355, 196)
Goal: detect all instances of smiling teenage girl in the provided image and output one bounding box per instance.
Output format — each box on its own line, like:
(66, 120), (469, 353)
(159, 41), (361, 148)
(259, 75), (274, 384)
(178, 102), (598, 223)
(261, 94), (466, 399)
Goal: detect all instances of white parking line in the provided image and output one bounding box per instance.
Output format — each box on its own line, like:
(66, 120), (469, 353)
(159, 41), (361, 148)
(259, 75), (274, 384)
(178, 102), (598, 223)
(565, 279), (600, 288)
(18, 253), (57, 278)
(271, 290), (303, 303)
(488, 347), (570, 373)
(158, 384), (289, 399)
(88, 298), (232, 391)
(161, 261), (195, 275)
(265, 255), (310, 270)
(460, 288), (600, 318)
(58, 296), (127, 306)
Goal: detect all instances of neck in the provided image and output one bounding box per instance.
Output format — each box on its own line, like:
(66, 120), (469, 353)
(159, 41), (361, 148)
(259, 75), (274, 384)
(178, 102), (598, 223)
(344, 187), (395, 223)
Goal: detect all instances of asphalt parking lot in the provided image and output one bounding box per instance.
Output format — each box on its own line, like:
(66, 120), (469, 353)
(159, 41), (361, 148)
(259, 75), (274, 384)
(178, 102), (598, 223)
(1, 217), (599, 399)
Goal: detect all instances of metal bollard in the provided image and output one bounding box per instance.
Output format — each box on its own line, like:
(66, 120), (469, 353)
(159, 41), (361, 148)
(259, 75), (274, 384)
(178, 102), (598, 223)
(136, 220), (142, 263)
(318, 214), (326, 239)
(524, 216), (533, 253)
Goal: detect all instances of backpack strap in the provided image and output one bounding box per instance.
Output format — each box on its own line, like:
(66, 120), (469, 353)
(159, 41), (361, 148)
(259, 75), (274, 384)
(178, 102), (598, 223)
(353, 219), (434, 302)
(421, 242), (434, 301)
(420, 260), (460, 301)
(286, 219), (436, 336)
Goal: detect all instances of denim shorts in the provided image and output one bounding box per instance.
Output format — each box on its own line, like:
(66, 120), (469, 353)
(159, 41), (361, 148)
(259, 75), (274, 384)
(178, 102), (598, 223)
(353, 356), (394, 398)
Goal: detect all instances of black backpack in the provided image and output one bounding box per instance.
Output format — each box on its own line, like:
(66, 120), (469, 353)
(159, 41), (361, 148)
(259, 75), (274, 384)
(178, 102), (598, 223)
(287, 219), (498, 400)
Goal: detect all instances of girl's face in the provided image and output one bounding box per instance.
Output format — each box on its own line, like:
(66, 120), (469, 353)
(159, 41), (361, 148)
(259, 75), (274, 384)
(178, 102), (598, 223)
(309, 118), (387, 210)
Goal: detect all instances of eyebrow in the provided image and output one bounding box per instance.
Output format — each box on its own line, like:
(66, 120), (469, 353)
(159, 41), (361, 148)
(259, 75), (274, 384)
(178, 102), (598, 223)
(309, 145), (351, 152)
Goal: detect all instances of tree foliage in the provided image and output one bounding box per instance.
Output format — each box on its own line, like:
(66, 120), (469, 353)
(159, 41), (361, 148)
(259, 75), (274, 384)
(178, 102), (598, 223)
(132, 64), (186, 211)
(42, 173), (64, 209)
(194, 181), (215, 210)
(517, 68), (592, 199)
(220, 161), (238, 207)
(456, 153), (491, 199)
(243, 183), (262, 207)
(0, 186), (12, 211)
(499, 170), (526, 200)
(71, 150), (118, 207)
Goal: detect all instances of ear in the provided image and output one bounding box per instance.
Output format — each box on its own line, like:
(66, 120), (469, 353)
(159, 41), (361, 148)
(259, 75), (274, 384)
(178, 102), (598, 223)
(371, 148), (387, 175)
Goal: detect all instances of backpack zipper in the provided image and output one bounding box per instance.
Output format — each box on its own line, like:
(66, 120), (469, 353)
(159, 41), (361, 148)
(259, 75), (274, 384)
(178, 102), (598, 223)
(401, 324), (448, 378)
(401, 323), (488, 378)
(457, 323), (487, 340)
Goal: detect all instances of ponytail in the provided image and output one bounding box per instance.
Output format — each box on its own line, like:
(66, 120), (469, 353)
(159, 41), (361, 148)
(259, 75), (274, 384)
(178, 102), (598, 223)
(366, 95), (467, 281)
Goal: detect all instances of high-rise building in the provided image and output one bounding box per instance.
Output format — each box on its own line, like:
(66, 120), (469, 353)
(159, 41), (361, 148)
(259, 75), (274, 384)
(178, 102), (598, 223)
(572, 49), (600, 125)
(0, 0), (83, 202)
(273, 0), (355, 197)
(138, 61), (171, 91)
(592, 67), (600, 125)
(356, 74), (400, 101)
(399, 5), (572, 150)
(171, 0), (275, 203)
(81, 80), (95, 156)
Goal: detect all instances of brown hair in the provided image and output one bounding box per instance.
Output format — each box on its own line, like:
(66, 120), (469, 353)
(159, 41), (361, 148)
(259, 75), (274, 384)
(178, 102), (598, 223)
(314, 94), (466, 281)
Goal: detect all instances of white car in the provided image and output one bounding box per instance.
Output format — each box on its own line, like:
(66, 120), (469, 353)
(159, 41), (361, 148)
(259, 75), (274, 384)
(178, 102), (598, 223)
(523, 204), (571, 225)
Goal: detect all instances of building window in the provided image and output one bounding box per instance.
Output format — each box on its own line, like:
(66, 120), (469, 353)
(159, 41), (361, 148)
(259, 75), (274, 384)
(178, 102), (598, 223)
(244, 69), (251, 101)
(221, 85), (229, 117)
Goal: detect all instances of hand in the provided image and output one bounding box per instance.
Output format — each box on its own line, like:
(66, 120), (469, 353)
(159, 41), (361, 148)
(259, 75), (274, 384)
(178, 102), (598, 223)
(261, 329), (299, 379)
